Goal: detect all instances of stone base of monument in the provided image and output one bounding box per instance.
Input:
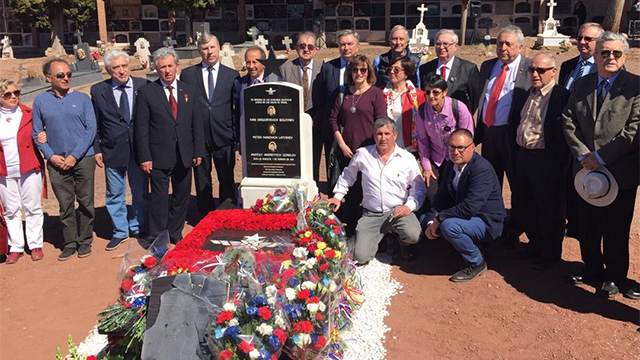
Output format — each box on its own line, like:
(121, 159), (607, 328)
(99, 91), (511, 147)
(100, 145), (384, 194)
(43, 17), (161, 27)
(174, 46), (200, 60)
(536, 34), (570, 47)
(240, 178), (318, 208)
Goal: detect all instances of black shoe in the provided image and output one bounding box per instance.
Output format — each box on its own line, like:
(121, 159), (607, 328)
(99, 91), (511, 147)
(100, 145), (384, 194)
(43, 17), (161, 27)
(129, 231), (140, 238)
(57, 247), (76, 261)
(623, 286), (640, 300)
(77, 244), (92, 258)
(597, 281), (619, 299)
(570, 270), (604, 285)
(449, 261), (487, 282)
(105, 237), (127, 251)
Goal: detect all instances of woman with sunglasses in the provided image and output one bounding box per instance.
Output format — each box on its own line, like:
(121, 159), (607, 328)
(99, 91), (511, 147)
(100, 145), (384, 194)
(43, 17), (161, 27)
(382, 57), (425, 154)
(416, 75), (474, 196)
(0, 79), (45, 264)
(329, 54), (386, 234)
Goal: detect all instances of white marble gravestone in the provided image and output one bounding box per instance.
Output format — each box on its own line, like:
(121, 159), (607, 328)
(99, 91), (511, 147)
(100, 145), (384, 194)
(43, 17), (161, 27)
(220, 42), (236, 69)
(134, 37), (151, 69)
(536, 0), (570, 47)
(255, 35), (269, 54)
(282, 36), (293, 52)
(409, 4), (430, 52)
(239, 82), (317, 207)
(1, 36), (13, 59)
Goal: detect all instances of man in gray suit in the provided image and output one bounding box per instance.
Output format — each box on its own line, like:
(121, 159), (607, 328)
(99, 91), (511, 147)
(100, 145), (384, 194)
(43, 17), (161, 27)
(280, 32), (323, 182)
(563, 32), (639, 300)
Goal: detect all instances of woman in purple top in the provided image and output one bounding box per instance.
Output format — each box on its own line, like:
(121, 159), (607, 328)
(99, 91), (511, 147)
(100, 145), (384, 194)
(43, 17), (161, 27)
(416, 75), (474, 194)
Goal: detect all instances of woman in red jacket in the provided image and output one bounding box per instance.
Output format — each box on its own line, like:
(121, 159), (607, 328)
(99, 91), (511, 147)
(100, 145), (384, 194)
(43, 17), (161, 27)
(0, 79), (45, 264)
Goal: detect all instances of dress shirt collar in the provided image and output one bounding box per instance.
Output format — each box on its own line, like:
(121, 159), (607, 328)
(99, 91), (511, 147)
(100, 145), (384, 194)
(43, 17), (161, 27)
(202, 61), (219, 72)
(501, 54), (522, 72)
(250, 73), (265, 84)
(111, 77), (133, 90)
(298, 58), (312, 70)
(437, 56), (455, 71)
(534, 80), (555, 96)
(374, 144), (401, 162)
(598, 70), (621, 84)
(454, 163), (468, 175)
(579, 55), (595, 65)
(160, 79), (178, 89)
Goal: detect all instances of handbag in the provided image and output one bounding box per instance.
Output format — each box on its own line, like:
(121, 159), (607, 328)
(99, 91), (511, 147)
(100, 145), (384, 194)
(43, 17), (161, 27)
(0, 204), (8, 255)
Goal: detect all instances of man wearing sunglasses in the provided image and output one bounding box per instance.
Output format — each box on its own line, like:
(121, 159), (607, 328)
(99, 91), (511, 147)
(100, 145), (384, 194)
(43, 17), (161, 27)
(559, 22), (603, 91)
(562, 32), (640, 300)
(513, 53), (570, 271)
(280, 32), (323, 182)
(372, 25), (421, 88)
(424, 129), (505, 282)
(32, 58), (97, 261)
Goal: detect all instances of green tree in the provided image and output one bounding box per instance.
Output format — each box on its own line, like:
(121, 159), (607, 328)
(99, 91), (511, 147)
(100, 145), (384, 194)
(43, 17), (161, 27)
(9, 0), (95, 36)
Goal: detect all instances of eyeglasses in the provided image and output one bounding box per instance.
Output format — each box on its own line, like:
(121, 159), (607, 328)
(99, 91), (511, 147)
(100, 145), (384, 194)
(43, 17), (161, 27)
(528, 66), (555, 74)
(435, 42), (455, 48)
(386, 67), (404, 74)
(600, 50), (623, 59)
(577, 35), (596, 42)
(448, 143), (473, 153)
(425, 89), (443, 96)
(298, 43), (316, 51)
(352, 68), (368, 74)
(53, 72), (73, 79)
(2, 90), (20, 98)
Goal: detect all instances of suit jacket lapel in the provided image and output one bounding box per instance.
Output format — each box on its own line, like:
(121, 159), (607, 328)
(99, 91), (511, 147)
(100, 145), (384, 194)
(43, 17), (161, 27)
(101, 81), (120, 116)
(448, 57), (461, 91)
(155, 80), (174, 118)
(292, 58), (303, 85)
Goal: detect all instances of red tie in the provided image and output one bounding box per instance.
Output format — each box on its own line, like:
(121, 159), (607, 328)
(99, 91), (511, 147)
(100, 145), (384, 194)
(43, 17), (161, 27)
(440, 65), (447, 81)
(167, 85), (177, 120)
(484, 63), (509, 127)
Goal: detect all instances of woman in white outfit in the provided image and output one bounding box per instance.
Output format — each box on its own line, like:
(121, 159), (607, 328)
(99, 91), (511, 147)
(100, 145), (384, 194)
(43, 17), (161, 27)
(0, 79), (45, 264)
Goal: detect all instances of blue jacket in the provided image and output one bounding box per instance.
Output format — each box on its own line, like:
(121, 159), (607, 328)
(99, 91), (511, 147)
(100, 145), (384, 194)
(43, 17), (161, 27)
(430, 152), (506, 240)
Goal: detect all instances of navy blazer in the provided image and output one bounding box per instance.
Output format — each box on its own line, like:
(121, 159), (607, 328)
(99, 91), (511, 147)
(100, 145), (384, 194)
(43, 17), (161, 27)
(179, 63), (240, 149)
(558, 56), (579, 90)
(474, 57), (531, 146)
(90, 76), (149, 168)
(419, 56), (482, 114)
(430, 153), (506, 240)
(312, 57), (344, 128)
(134, 80), (205, 170)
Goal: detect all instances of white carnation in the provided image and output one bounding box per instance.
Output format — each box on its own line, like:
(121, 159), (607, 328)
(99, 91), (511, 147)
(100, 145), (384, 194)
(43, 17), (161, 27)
(318, 301), (326, 312)
(228, 318), (239, 327)
(257, 323), (274, 336)
(293, 247), (309, 259)
(223, 303), (236, 312)
(301, 281), (317, 291)
(285, 287), (297, 301)
(249, 349), (260, 360)
(306, 303), (319, 313)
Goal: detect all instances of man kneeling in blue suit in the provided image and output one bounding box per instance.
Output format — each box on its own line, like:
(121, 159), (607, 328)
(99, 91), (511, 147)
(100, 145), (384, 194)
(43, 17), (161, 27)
(424, 129), (506, 282)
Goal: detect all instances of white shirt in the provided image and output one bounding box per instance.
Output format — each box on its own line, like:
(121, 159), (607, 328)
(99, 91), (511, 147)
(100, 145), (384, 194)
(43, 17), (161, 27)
(388, 92), (405, 147)
(0, 106), (23, 178)
(201, 61), (219, 99)
(481, 54), (522, 127)
(436, 56), (456, 82)
(339, 57), (348, 89)
(161, 79), (178, 101)
(333, 145), (426, 212)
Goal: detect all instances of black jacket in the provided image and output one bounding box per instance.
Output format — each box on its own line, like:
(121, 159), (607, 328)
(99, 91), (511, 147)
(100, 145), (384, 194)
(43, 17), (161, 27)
(419, 56), (482, 114)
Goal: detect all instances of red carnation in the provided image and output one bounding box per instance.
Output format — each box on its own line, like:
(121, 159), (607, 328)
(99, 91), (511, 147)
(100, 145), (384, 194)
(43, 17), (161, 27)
(313, 335), (327, 349)
(307, 243), (317, 252)
(238, 340), (254, 353)
(215, 310), (234, 325)
(315, 312), (324, 321)
(307, 296), (320, 304)
(218, 349), (233, 360)
(319, 262), (329, 272)
(324, 249), (336, 259)
(293, 320), (314, 333)
(86, 356), (97, 360)
(297, 289), (310, 301)
(332, 226), (341, 235)
(120, 279), (133, 292)
(258, 306), (272, 321)
(273, 328), (288, 344)
(143, 256), (157, 268)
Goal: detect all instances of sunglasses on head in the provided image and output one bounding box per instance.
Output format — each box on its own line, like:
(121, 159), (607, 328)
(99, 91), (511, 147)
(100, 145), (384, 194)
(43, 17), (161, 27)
(352, 68), (368, 74)
(2, 90), (20, 98)
(577, 35), (596, 42)
(600, 50), (623, 59)
(53, 72), (73, 79)
(528, 66), (554, 74)
(298, 43), (316, 51)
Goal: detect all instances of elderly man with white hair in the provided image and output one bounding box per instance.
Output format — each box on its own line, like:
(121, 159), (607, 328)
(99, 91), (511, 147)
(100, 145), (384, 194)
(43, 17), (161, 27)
(90, 50), (150, 251)
(418, 29), (482, 113)
(373, 25), (422, 88)
(562, 32), (640, 300)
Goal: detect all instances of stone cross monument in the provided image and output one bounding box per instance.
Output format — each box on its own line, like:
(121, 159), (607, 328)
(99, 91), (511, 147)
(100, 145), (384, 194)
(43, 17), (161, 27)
(536, 0), (569, 46)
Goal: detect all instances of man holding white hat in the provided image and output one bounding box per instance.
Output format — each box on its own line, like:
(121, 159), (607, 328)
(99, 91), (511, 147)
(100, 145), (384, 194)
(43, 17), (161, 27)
(562, 31), (639, 300)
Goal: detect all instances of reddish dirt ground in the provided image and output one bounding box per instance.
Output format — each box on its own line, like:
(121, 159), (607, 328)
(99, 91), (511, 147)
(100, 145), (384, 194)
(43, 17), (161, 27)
(1, 42), (639, 359)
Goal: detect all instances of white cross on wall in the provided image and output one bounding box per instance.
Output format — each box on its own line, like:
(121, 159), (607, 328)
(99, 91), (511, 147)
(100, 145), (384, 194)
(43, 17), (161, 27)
(547, 0), (557, 20)
(255, 35), (269, 53)
(282, 36), (293, 52)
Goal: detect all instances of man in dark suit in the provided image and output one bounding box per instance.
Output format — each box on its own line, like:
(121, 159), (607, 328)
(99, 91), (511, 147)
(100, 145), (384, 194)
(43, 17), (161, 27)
(91, 50), (149, 250)
(135, 47), (205, 244)
(562, 32), (639, 300)
(513, 53), (570, 270)
(419, 29), (482, 114)
(180, 33), (240, 216)
(474, 25), (530, 244)
(558, 22), (603, 91)
(424, 129), (506, 282)
(280, 31), (323, 182)
(312, 29), (360, 188)
(233, 46), (266, 128)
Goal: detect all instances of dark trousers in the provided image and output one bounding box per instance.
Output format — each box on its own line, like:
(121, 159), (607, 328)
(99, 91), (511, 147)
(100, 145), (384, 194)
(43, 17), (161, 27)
(194, 144), (236, 218)
(481, 125), (519, 238)
(515, 148), (566, 260)
(47, 156), (95, 249)
(577, 187), (637, 284)
(334, 151), (362, 236)
(313, 125), (334, 186)
(149, 161), (192, 243)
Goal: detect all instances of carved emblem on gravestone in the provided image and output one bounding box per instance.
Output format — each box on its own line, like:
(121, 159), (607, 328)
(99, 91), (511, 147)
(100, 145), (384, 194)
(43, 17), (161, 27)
(267, 124), (276, 135)
(267, 105), (276, 117)
(267, 142), (277, 152)
(75, 47), (87, 60)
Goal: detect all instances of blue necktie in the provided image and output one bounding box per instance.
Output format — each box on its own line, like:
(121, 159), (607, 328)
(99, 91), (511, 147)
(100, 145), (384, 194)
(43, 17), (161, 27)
(207, 66), (215, 102)
(118, 85), (131, 123)
(597, 79), (609, 114)
(566, 60), (587, 90)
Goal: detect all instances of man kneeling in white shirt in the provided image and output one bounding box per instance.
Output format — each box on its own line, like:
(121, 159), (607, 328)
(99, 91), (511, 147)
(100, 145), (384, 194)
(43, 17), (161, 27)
(328, 117), (426, 265)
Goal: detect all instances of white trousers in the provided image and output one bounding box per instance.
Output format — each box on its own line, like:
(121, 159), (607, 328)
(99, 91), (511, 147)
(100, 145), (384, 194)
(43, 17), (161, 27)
(0, 171), (44, 252)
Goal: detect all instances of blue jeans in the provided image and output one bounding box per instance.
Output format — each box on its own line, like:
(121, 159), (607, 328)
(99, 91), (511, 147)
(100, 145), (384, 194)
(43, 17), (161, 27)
(440, 217), (487, 266)
(105, 157), (148, 239)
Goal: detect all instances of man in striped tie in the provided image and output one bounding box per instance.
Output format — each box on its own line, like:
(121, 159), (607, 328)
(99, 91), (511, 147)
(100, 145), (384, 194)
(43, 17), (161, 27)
(559, 23), (603, 91)
(474, 25), (531, 246)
